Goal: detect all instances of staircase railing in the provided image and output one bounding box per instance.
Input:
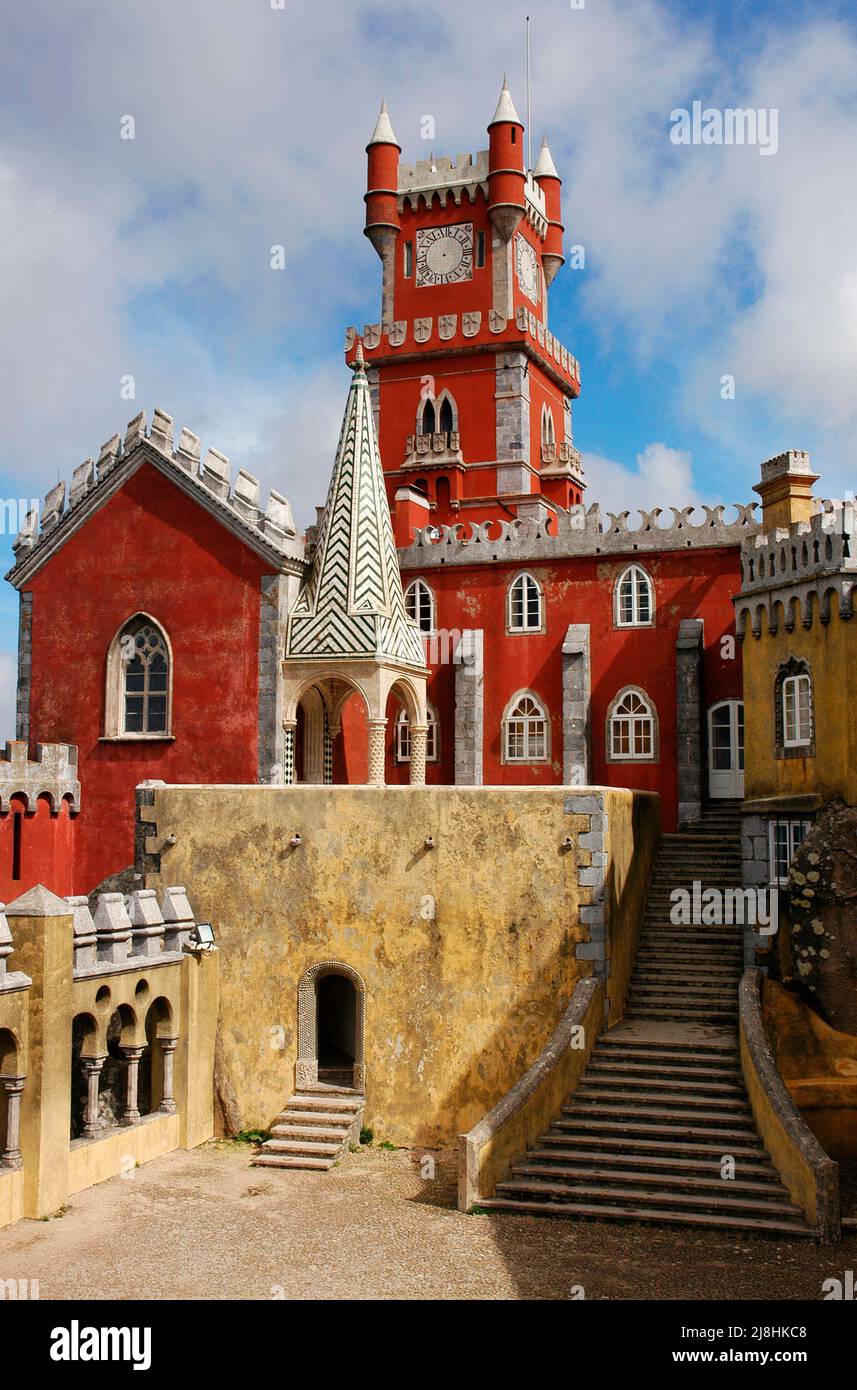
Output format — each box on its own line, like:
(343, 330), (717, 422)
(739, 968), (840, 1243)
(458, 977), (602, 1212)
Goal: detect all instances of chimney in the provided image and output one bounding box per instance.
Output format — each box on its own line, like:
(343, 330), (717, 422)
(754, 450), (819, 531)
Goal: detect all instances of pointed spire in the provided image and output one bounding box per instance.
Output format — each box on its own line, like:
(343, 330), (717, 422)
(285, 361), (425, 669)
(367, 100), (401, 149)
(534, 134), (559, 180)
(489, 77), (522, 128)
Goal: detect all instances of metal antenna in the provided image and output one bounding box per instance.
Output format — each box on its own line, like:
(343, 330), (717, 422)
(526, 15), (532, 171)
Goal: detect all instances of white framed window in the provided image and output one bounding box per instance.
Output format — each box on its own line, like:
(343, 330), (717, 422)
(541, 404), (556, 449)
(503, 692), (549, 763)
(508, 571), (543, 633)
(608, 687), (658, 761)
(104, 613), (173, 739)
(395, 706), (439, 763)
(768, 818), (812, 886)
(614, 564), (654, 627)
(404, 579), (435, 634)
(782, 673), (812, 747)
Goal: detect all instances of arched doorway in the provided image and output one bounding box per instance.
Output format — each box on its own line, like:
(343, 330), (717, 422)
(296, 962), (365, 1093)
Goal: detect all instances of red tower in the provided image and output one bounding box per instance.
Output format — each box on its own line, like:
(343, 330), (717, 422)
(349, 81), (585, 537)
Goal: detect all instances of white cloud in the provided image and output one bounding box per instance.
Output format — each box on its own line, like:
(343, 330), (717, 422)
(581, 441), (703, 520)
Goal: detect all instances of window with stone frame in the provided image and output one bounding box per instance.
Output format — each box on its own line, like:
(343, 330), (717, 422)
(768, 817), (812, 886)
(774, 657), (814, 758)
(614, 564), (654, 627)
(503, 692), (549, 762)
(404, 579), (435, 634)
(608, 687), (658, 761)
(104, 614), (172, 739)
(507, 572), (543, 633)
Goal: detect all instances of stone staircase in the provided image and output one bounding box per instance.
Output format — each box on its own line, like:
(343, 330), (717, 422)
(252, 1088), (364, 1171)
(480, 803), (814, 1237)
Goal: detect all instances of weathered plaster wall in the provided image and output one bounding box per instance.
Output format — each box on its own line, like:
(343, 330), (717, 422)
(144, 784), (658, 1146)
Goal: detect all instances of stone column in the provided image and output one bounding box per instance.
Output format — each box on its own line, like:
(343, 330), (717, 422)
(562, 623), (591, 784)
(409, 725), (428, 786)
(159, 1038), (178, 1115)
(323, 708), (333, 785)
(82, 1058), (106, 1139)
(282, 722), (296, 786)
(1, 1075), (25, 1168)
(454, 630), (484, 785)
(119, 1046), (146, 1126)
(367, 719), (387, 787)
(675, 618), (705, 828)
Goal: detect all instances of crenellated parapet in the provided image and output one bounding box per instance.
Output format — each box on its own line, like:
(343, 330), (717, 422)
(397, 153), (547, 236)
(7, 408), (305, 585)
(345, 304), (581, 393)
(735, 496), (856, 639)
(399, 498), (759, 569)
(0, 741), (80, 814)
(0, 903), (31, 993)
(68, 884), (197, 977)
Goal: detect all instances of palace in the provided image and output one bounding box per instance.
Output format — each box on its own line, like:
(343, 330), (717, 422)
(0, 82), (854, 1244)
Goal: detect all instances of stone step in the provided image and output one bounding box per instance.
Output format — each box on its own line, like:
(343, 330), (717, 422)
(596, 1040), (739, 1061)
(511, 1162), (784, 1198)
(625, 1008), (740, 1023)
(578, 1075), (746, 1098)
(523, 1147), (778, 1180)
(494, 1176), (804, 1221)
(564, 1099), (753, 1125)
(587, 1060), (742, 1084)
(478, 1197), (812, 1237)
(282, 1093), (362, 1113)
(537, 1131), (769, 1161)
(252, 1154), (335, 1171)
(272, 1111), (355, 1130)
(269, 1123), (349, 1141)
(554, 1115), (754, 1142)
(262, 1137), (342, 1155)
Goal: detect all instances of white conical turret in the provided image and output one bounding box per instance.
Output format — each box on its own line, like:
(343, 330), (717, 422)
(534, 134), (559, 180)
(488, 76), (522, 128)
(367, 100), (400, 149)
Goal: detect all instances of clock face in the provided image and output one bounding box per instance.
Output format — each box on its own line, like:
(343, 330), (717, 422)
(516, 234), (541, 303)
(416, 224), (473, 286)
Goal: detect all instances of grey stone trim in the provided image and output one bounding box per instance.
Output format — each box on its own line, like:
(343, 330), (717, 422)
(15, 592), (32, 742)
(495, 351), (530, 470)
(258, 573), (298, 784)
(566, 792), (610, 1009)
(675, 618), (704, 828)
(454, 629), (483, 785)
(741, 810), (775, 966)
(399, 501), (758, 570)
(562, 624), (590, 784)
(740, 968), (840, 1243)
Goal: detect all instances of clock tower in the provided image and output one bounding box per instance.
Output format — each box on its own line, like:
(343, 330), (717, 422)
(347, 80), (585, 535)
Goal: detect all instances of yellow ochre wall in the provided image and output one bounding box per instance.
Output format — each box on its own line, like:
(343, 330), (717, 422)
(145, 784), (659, 1147)
(742, 607), (857, 805)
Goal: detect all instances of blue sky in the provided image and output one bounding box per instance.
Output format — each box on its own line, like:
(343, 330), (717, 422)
(1, 0), (856, 729)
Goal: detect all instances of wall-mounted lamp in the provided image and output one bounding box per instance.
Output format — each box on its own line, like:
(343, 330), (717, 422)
(290, 833), (302, 848)
(561, 836), (574, 851)
(158, 832), (177, 852)
(424, 836), (435, 850)
(186, 922), (217, 954)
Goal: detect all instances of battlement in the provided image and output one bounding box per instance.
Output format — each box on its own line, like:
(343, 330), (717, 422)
(398, 499), (759, 569)
(9, 408), (304, 580)
(346, 304), (580, 390)
(735, 496), (856, 637)
(67, 884), (196, 976)
(397, 152), (547, 234)
(0, 741), (80, 813)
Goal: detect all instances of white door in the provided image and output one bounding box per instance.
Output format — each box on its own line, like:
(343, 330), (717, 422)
(708, 700), (744, 798)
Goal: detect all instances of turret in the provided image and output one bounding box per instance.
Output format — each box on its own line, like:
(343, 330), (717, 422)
(364, 101), (401, 262)
(534, 136), (564, 287)
(487, 78), (525, 243)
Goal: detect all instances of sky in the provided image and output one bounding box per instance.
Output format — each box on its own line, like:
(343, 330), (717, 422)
(1, 0), (856, 731)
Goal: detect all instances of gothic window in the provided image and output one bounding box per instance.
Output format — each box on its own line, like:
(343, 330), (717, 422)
(508, 571), (543, 633)
(420, 398), (436, 435)
(395, 705), (439, 763)
(404, 579), (435, 634)
(541, 405), (556, 449)
(608, 687), (658, 761)
(417, 391), (458, 439)
(503, 692), (549, 763)
(105, 614), (172, 738)
(774, 658), (814, 757)
(615, 564), (654, 627)
(438, 396), (454, 435)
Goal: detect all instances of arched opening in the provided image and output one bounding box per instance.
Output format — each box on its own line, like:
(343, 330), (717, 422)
(0, 1028), (20, 1167)
(297, 962), (366, 1093)
(438, 396), (454, 435)
(435, 476), (451, 516)
(317, 974), (357, 1086)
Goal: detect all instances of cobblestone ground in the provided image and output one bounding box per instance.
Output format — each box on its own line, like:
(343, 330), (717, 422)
(0, 1143), (853, 1301)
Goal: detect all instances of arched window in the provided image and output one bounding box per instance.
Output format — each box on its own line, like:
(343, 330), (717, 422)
(438, 396), (454, 435)
(395, 705), (439, 763)
(503, 692), (549, 762)
(417, 390), (458, 439)
(508, 572), (543, 633)
(775, 658), (813, 756)
(420, 398), (436, 435)
(615, 564), (654, 627)
(541, 405), (556, 449)
(608, 687), (658, 761)
(105, 614), (172, 738)
(404, 579), (435, 634)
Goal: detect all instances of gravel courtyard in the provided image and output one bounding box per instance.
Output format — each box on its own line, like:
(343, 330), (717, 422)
(0, 1142), (853, 1301)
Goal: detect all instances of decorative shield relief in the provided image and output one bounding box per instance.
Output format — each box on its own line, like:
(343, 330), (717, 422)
(414, 317), (432, 343)
(462, 311), (481, 337)
(515, 305), (528, 331)
(438, 314), (457, 340)
(363, 323), (382, 350)
(527, 310), (538, 336)
(344, 327), (356, 351)
(537, 321), (545, 346)
(388, 320), (407, 347)
(489, 308), (507, 333)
